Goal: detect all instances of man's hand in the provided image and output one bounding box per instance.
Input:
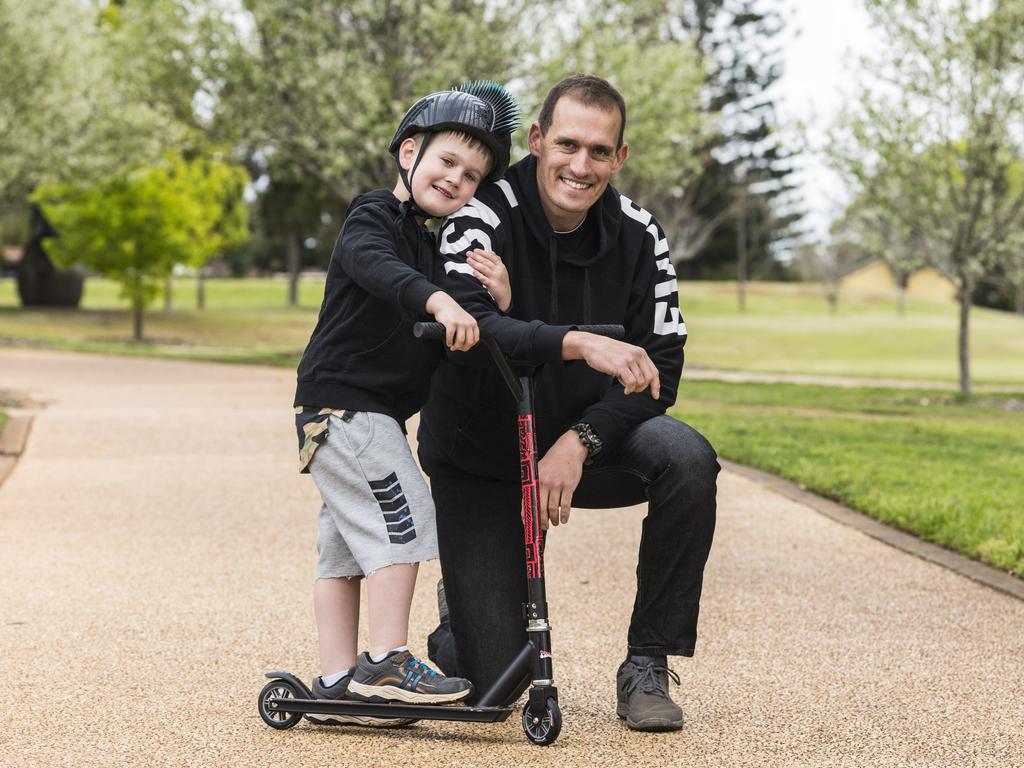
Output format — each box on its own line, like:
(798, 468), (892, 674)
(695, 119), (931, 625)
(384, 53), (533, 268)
(425, 291), (480, 351)
(562, 331), (661, 400)
(536, 429), (588, 529)
(467, 249), (512, 312)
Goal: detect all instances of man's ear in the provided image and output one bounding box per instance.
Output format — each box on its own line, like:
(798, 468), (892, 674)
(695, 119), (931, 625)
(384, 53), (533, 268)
(528, 122), (543, 157)
(398, 137), (420, 171)
(611, 142), (629, 174)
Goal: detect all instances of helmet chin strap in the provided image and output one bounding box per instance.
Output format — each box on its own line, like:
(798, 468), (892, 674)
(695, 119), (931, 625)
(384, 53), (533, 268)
(398, 132), (436, 220)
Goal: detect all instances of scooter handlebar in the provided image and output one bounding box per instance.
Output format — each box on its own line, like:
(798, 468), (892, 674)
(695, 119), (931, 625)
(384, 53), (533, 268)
(412, 321), (625, 341)
(412, 321), (447, 340)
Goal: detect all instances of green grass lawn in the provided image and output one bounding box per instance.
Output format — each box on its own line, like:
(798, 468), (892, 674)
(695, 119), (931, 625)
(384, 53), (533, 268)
(682, 281), (1024, 386)
(673, 380), (1024, 575)
(2, 276), (1021, 385)
(0, 275), (325, 366)
(0, 412), (6, 434)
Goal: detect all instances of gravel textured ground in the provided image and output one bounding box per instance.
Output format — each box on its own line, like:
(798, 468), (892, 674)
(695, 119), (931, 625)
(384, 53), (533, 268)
(1, 348), (1022, 768)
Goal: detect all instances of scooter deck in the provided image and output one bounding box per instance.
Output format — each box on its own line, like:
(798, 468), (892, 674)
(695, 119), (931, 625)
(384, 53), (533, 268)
(270, 697), (515, 723)
(263, 671), (515, 723)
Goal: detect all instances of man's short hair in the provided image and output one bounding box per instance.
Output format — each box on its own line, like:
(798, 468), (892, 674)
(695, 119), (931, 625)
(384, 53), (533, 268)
(537, 74), (627, 149)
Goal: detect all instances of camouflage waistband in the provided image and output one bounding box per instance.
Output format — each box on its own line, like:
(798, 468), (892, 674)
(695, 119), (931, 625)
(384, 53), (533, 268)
(295, 406), (350, 473)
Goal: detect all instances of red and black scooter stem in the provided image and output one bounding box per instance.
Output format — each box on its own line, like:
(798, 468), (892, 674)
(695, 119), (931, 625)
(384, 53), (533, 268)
(516, 373), (559, 714)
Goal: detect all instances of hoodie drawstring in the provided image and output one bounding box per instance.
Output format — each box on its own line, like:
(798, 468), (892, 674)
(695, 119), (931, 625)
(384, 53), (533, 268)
(548, 236), (594, 324)
(548, 235), (559, 322)
(582, 267), (592, 324)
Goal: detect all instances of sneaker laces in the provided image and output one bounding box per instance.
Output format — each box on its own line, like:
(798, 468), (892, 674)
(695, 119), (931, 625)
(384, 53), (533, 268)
(407, 656), (440, 678)
(624, 661), (680, 698)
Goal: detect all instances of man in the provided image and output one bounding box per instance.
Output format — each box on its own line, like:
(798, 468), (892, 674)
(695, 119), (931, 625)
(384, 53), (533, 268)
(418, 74), (719, 732)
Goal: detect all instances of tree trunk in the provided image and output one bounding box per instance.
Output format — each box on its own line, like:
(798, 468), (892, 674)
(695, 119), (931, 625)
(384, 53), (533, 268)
(197, 268), (206, 311)
(957, 279), (972, 396)
(827, 283), (838, 315)
(736, 194), (747, 313)
(287, 229), (301, 307)
(133, 300), (144, 342)
(163, 275), (173, 313)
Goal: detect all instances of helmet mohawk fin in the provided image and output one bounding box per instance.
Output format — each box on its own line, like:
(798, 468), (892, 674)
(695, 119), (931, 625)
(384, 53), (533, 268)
(451, 80), (520, 136)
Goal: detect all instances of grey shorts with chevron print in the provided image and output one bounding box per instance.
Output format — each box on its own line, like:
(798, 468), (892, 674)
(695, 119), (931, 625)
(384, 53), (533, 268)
(307, 411), (438, 579)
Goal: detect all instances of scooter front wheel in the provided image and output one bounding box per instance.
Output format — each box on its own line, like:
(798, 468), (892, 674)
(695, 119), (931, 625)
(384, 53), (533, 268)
(522, 697), (561, 746)
(258, 679), (303, 730)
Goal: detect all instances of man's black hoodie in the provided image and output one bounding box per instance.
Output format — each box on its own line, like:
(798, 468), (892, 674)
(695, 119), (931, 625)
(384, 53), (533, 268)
(418, 155), (687, 481)
(294, 190), (442, 424)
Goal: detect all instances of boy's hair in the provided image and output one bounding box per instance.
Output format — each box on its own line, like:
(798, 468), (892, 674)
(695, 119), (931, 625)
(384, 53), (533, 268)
(406, 129), (495, 173)
(538, 74), (627, 149)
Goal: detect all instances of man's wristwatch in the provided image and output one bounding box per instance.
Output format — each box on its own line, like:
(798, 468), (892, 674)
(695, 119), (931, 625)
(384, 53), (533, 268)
(571, 422), (603, 462)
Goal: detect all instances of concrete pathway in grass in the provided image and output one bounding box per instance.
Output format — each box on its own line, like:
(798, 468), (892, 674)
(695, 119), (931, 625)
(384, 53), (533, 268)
(1, 348), (1022, 768)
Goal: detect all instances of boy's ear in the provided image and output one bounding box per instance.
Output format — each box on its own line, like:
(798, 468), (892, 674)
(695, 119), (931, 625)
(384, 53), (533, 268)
(398, 137), (420, 171)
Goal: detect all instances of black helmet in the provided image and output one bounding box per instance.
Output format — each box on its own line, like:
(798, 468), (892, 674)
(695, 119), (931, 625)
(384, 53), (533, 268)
(389, 81), (520, 181)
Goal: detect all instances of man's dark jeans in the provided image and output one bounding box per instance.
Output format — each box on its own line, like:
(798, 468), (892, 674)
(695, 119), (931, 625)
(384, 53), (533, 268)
(426, 415), (719, 702)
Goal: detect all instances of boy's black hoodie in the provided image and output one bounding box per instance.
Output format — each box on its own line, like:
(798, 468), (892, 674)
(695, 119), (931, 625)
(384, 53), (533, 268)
(417, 155), (687, 482)
(294, 190), (442, 424)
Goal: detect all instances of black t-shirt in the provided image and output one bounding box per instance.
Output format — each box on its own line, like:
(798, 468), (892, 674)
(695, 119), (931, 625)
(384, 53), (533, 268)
(553, 207), (599, 263)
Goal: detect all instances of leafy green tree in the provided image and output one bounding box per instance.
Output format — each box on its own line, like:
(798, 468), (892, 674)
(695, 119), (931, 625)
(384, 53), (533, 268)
(529, 1), (708, 246)
(0, 0), (165, 204)
(833, 186), (928, 316)
(33, 153), (248, 339)
(202, 0), (536, 303)
(675, 0), (804, 280)
(830, 0), (1024, 393)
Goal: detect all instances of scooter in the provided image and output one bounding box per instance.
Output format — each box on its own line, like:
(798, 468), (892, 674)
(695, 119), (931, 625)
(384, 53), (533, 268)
(257, 321), (623, 746)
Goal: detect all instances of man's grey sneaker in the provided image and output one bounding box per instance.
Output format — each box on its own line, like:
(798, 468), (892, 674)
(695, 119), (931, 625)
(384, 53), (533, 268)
(616, 655), (683, 732)
(346, 650), (474, 704)
(308, 674), (415, 727)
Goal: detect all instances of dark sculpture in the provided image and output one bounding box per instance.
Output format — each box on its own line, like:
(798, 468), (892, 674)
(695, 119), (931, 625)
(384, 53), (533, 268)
(16, 206), (83, 307)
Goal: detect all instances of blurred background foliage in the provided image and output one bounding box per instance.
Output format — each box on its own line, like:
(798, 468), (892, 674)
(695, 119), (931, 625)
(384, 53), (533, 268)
(0, 0), (802, 291)
(2, 0), (1024, 392)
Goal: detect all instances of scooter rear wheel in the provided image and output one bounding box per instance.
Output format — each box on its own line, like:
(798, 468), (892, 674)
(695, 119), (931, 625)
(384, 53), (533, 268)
(522, 697), (561, 746)
(259, 679), (303, 730)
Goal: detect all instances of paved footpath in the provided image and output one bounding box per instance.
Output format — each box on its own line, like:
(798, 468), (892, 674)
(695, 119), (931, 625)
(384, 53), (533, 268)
(1, 349), (1022, 768)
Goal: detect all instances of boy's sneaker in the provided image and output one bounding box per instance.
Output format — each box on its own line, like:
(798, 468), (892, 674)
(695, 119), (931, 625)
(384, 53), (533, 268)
(307, 674), (415, 727)
(347, 650), (474, 704)
(616, 655), (684, 731)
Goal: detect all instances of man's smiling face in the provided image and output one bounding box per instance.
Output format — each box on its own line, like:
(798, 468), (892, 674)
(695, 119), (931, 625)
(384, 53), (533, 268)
(528, 96), (628, 231)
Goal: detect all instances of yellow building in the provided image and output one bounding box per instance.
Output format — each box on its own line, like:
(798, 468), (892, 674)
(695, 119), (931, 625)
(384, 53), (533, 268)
(840, 261), (956, 302)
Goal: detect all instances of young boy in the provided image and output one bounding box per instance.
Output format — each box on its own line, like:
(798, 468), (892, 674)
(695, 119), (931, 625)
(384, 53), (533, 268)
(293, 82), (519, 723)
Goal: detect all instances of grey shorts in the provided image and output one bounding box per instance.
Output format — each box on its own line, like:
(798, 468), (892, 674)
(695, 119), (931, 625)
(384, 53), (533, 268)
(308, 411), (438, 579)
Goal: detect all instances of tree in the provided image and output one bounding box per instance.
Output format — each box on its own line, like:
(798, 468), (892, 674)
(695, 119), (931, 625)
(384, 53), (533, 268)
(204, 0), (537, 304)
(830, 0), (1024, 394)
(834, 187), (928, 316)
(674, 0), (804, 279)
(527, 0), (709, 249)
(0, 0), (165, 204)
(33, 153), (248, 339)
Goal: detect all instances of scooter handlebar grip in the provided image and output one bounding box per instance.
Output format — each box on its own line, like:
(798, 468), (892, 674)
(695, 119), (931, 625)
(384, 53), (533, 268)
(575, 324), (625, 340)
(413, 321), (446, 340)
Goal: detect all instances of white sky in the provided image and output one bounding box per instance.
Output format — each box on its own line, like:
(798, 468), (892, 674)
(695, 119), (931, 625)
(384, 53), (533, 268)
(773, 0), (878, 243)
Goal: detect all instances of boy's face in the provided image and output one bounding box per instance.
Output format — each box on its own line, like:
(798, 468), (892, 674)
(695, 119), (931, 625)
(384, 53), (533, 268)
(399, 133), (491, 217)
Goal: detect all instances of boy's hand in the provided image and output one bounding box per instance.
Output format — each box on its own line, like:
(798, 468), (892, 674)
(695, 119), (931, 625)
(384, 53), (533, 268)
(425, 291), (480, 351)
(467, 249), (512, 312)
